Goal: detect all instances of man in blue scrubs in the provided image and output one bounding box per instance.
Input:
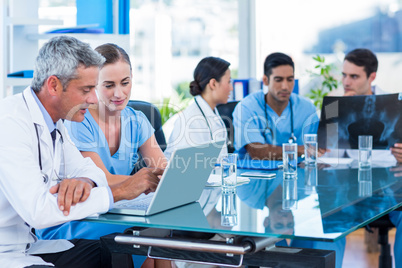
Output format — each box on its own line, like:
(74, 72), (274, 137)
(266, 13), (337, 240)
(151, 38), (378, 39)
(233, 52), (345, 268)
(233, 52), (319, 160)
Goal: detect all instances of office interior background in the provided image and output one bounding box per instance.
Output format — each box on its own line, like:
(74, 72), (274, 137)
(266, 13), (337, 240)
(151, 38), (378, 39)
(2, 0), (402, 109)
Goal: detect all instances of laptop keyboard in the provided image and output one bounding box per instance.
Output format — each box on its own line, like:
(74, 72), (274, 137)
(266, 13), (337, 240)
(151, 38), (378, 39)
(114, 193), (154, 211)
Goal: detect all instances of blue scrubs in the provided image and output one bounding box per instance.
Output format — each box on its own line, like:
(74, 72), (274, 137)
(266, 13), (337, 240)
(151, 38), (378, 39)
(233, 91), (319, 157)
(233, 91), (345, 268)
(36, 106), (154, 267)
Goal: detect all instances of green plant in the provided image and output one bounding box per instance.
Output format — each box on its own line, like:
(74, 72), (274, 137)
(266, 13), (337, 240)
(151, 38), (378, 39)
(174, 81), (192, 99)
(305, 55), (339, 110)
(156, 93), (192, 125)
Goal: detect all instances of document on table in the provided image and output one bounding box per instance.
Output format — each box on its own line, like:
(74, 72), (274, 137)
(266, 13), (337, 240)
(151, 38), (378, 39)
(206, 174), (250, 187)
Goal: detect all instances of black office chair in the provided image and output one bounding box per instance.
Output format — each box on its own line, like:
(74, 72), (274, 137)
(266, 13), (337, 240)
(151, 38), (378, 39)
(216, 101), (239, 153)
(366, 212), (397, 268)
(126, 100), (166, 174)
(127, 100), (166, 150)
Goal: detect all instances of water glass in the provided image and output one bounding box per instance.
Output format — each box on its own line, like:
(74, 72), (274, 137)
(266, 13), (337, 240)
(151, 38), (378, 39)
(221, 191), (238, 226)
(282, 143), (298, 178)
(358, 166), (372, 197)
(358, 135), (372, 167)
(221, 153), (237, 193)
(282, 177), (298, 210)
(304, 134), (317, 166)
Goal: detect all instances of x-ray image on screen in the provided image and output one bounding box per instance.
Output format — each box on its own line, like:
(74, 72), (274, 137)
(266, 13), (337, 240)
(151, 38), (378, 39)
(317, 93), (402, 150)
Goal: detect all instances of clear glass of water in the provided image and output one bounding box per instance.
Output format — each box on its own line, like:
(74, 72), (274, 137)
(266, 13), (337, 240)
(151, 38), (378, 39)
(282, 143), (298, 178)
(358, 135), (372, 167)
(221, 153), (237, 193)
(304, 134), (317, 166)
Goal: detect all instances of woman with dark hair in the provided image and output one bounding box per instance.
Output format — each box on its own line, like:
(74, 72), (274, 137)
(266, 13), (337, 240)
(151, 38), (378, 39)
(164, 56), (232, 159)
(37, 43), (168, 268)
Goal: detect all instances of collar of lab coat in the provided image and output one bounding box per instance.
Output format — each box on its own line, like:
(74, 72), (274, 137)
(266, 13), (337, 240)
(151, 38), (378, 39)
(22, 87), (63, 151)
(194, 95), (221, 120)
(194, 95), (226, 136)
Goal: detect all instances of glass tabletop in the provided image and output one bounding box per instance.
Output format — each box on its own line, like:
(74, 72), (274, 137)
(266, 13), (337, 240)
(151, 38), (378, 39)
(85, 163), (402, 242)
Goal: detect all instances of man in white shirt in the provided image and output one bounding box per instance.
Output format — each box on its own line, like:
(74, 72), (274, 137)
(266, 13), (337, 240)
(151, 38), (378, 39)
(339, 48), (402, 163)
(336, 48), (402, 267)
(0, 36), (162, 268)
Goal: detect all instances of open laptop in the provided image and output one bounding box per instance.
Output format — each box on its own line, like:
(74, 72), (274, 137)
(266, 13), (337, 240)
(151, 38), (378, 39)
(108, 140), (225, 216)
(102, 202), (211, 230)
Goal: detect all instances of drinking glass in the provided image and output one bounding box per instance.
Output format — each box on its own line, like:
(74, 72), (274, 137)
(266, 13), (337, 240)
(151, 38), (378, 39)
(221, 153), (237, 193)
(358, 135), (372, 167)
(282, 143), (298, 178)
(304, 134), (317, 166)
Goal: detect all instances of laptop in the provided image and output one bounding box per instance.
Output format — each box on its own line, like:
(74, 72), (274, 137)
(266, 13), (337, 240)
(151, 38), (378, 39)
(103, 202), (211, 229)
(108, 140), (225, 216)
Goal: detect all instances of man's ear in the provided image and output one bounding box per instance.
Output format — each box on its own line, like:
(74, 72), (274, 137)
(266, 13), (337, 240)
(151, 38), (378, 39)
(368, 72), (376, 84)
(46, 75), (61, 96)
(263, 74), (269, 86)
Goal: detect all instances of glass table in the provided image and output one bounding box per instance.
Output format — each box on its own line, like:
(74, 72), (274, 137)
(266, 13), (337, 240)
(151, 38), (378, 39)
(88, 163), (402, 267)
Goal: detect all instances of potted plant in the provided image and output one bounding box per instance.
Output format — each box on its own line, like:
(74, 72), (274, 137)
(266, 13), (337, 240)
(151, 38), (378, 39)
(305, 55), (340, 110)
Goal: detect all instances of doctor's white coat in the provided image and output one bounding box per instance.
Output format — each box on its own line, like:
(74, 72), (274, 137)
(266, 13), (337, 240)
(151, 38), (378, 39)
(0, 88), (110, 267)
(164, 95), (228, 160)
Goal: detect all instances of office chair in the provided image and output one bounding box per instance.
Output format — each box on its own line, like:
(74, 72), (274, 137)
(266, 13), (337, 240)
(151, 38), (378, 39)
(366, 212), (397, 268)
(126, 100), (167, 174)
(216, 101), (239, 153)
(127, 100), (166, 150)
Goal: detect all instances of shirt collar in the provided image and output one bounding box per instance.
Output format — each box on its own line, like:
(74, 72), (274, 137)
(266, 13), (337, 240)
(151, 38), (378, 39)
(195, 95), (219, 117)
(31, 88), (56, 133)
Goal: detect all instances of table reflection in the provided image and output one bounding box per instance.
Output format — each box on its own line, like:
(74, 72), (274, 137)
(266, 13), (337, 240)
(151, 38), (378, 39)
(304, 165), (318, 195)
(358, 166), (373, 197)
(221, 191), (238, 226)
(236, 176), (296, 236)
(283, 177), (298, 210)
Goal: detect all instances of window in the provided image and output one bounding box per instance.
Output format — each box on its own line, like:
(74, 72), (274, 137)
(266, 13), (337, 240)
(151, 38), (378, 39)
(254, 0), (401, 94)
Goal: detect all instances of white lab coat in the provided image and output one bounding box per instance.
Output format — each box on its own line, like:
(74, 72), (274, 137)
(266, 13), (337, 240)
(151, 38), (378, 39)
(0, 88), (110, 267)
(164, 95), (228, 160)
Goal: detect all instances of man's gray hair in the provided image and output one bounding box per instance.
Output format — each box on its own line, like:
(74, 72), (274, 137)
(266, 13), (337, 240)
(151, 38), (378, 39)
(31, 36), (105, 92)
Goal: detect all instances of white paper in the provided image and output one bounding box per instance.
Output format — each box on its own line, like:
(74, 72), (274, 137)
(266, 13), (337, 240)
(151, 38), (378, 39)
(206, 174), (249, 187)
(317, 157), (354, 165)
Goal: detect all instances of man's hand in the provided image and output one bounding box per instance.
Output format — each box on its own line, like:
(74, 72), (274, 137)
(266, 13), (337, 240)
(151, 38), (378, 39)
(391, 143), (402, 163)
(318, 148), (330, 157)
(344, 90), (357, 96)
(110, 167), (164, 202)
(297, 145), (304, 156)
(50, 177), (95, 216)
